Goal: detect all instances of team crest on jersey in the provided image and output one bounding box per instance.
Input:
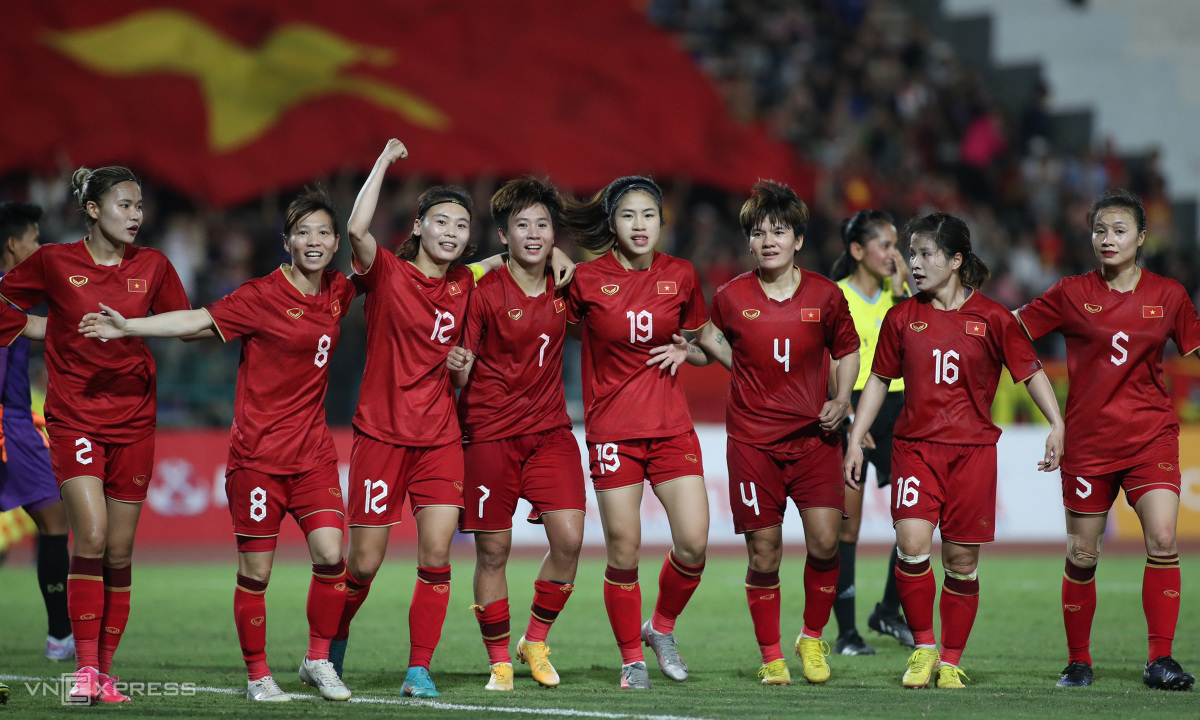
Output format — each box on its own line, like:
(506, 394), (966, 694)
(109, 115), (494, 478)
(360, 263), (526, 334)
(286, 308), (303, 319)
(448, 280), (463, 296)
(802, 308), (820, 322)
(331, 299), (341, 317)
(80, 613), (96, 620)
(742, 309), (760, 320)
(433, 585), (449, 594)
(554, 297), (566, 313)
(601, 284), (619, 296)
(328, 488), (342, 498)
(132, 474), (147, 486)
(453, 481), (463, 492)
(1143, 305), (1163, 318)
(685, 453), (698, 463)
(105, 626), (120, 635)
(508, 309), (523, 320)
(1083, 303), (1102, 313)
(251, 616), (265, 627)
(657, 280), (678, 295)
(965, 321), (987, 337)
(909, 322), (927, 332)
(1158, 462), (1174, 471)
(127, 278), (147, 293)
(69, 275), (88, 287)
(978, 516), (992, 527)
(1063, 604), (1082, 613)
(1165, 590), (1180, 598)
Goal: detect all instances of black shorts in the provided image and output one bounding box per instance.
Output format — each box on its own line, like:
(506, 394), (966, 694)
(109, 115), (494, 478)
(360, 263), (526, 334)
(843, 390), (904, 487)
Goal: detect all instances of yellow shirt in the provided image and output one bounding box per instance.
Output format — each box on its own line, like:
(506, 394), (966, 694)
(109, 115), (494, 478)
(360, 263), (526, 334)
(837, 277), (905, 392)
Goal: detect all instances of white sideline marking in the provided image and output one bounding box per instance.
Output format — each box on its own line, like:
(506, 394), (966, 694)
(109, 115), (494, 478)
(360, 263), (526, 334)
(2, 675), (723, 720)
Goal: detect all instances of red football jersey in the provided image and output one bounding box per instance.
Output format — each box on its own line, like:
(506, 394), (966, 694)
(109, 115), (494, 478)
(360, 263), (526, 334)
(0, 241), (189, 443)
(457, 266), (571, 442)
(711, 270), (859, 451)
(206, 267), (357, 474)
(353, 250), (473, 447)
(1017, 269), (1200, 475)
(0, 306), (28, 349)
(566, 251), (708, 442)
(872, 290), (1042, 445)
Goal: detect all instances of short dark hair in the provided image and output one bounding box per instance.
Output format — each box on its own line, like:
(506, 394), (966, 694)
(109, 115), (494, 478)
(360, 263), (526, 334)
(902, 212), (990, 289)
(71, 166), (139, 226)
(396, 185), (475, 262)
(738, 180), (809, 239)
(0, 202), (42, 245)
(284, 185), (340, 238)
(491, 177), (564, 234)
(1087, 188), (1145, 234)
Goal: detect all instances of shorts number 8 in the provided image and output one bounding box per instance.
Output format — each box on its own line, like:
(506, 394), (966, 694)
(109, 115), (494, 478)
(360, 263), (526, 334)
(250, 486), (268, 522)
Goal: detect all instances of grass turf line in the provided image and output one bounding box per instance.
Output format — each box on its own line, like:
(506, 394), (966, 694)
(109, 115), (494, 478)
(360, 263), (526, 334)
(0, 553), (1194, 718)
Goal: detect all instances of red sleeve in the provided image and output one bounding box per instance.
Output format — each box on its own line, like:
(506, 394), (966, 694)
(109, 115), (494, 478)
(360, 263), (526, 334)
(151, 254), (190, 314)
(1016, 281), (1064, 340)
(205, 281), (262, 343)
(709, 289), (726, 333)
(997, 309), (1043, 382)
(0, 246), (48, 310)
(565, 279), (584, 324)
(461, 289), (488, 354)
(1171, 284), (1200, 356)
(0, 305), (28, 346)
(871, 306), (903, 379)
(827, 288), (860, 359)
(335, 272), (360, 306)
(352, 247), (396, 291)
(681, 262), (708, 331)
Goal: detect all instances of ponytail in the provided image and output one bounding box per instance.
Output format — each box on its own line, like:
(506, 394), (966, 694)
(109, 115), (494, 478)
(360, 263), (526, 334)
(831, 209), (894, 280)
(901, 212), (990, 289)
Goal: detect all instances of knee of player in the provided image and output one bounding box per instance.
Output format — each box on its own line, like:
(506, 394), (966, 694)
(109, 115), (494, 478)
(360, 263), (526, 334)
(474, 540), (510, 572)
(838, 522), (861, 544)
(673, 538), (707, 567)
(346, 556), (382, 583)
(1066, 534), (1102, 567)
(309, 545), (343, 567)
(941, 555), (978, 577)
(549, 533), (583, 562)
(1144, 526), (1177, 556)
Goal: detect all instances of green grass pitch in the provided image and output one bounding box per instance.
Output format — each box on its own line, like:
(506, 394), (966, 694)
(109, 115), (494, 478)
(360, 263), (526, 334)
(0, 551), (1195, 718)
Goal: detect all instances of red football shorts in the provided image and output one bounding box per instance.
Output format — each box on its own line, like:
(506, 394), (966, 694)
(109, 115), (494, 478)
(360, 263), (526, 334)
(1061, 436), (1181, 514)
(586, 430), (704, 492)
(226, 462), (346, 552)
(347, 431), (464, 527)
(727, 435), (845, 534)
(49, 432), (155, 502)
(890, 438), (997, 544)
(461, 427), (586, 532)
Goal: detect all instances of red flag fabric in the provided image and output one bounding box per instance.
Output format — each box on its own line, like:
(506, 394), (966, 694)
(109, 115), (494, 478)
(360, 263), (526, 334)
(2, 1), (814, 206)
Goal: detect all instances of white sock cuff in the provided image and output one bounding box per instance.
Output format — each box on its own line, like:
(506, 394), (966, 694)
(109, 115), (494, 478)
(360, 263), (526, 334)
(897, 550), (930, 564)
(944, 569), (978, 581)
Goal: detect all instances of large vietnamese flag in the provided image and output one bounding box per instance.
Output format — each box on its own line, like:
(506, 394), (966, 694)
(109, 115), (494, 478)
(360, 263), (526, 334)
(1, 1), (813, 206)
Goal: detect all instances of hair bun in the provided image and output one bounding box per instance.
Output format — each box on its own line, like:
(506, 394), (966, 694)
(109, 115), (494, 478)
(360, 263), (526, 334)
(71, 167), (92, 196)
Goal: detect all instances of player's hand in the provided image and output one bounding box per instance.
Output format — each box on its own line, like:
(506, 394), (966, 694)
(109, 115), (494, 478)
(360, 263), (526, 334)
(1039, 423), (1064, 472)
(446, 346), (474, 373)
(550, 247), (575, 289)
(646, 334), (689, 375)
(819, 398), (851, 432)
(844, 444), (864, 491)
(379, 138), (408, 165)
(890, 246), (910, 295)
(78, 302), (128, 339)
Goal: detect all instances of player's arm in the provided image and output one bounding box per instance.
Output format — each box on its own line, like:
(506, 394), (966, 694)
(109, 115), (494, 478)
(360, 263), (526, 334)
(647, 322), (728, 374)
(819, 350), (859, 432)
(470, 248), (576, 288)
(78, 303), (215, 339)
(20, 315), (46, 341)
(348, 139), (408, 273)
(1024, 369), (1065, 472)
(843, 373), (889, 490)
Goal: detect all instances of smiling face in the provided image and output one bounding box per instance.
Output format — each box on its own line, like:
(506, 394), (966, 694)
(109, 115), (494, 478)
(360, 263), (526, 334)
(1091, 207), (1144, 272)
(414, 201), (472, 264)
(908, 234), (960, 293)
(610, 190), (661, 259)
(853, 223), (898, 279)
(286, 210), (338, 274)
(88, 181), (142, 245)
(500, 202), (553, 268)
(748, 217), (801, 273)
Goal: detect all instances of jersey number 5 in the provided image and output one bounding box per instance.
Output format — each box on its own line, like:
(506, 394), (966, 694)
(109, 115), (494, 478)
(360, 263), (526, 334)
(1110, 331), (1129, 366)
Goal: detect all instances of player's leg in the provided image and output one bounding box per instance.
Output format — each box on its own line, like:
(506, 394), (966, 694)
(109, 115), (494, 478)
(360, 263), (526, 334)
(298, 519), (351, 701)
(1134, 488), (1193, 690)
(338, 525), (389, 668)
(27, 500), (73, 659)
(595, 482), (649, 688)
(60, 475), (107, 702)
(936, 541), (981, 688)
(834, 483), (872, 655)
(518, 509), (584, 688)
(865, 398), (912, 648)
(895, 518), (938, 688)
(235, 547), (285, 701)
(646, 474), (708, 682)
(744, 526), (790, 684)
(402, 504), (458, 697)
(1059, 509), (1106, 687)
(92, 496), (140, 703)
(474, 529), (515, 689)
(796, 507), (841, 683)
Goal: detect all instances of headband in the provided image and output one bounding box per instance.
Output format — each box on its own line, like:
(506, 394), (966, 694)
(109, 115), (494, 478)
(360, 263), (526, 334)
(604, 181), (662, 216)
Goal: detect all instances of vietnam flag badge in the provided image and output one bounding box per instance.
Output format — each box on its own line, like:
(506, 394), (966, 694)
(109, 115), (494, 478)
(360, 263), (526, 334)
(1143, 305), (1163, 319)
(965, 320), (987, 337)
(127, 278), (147, 293)
(657, 281), (677, 295)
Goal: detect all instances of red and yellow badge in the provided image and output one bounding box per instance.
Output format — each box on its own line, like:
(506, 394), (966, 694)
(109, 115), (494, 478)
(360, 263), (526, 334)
(286, 308), (303, 319)
(965, 320), (987, 337)
(127, 278), (147, 293)
(1083, 303), (1102, 313)
(69, 275), (88, 287)
(657, 280), (677, 295)
(508, 309), (523, 320)
(448, 280), (462, 296)
(132, 474), (148, 486)
(742, 309), (760, 320)
(331, 298), (341, 317)
(601, 284), (619, 296)
(909, 322), (928, 332)
(1144, 305), (1163, 319)
(553, 297), (566, 313)
(801, 308), (820, 322)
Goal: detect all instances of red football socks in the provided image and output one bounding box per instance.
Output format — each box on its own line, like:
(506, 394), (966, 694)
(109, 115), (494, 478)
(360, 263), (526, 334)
(938, 573), (979, 667)
(68, 556), (104, 671)
(745, 568), (783, 663)
(97, 565), (132, 675)
(234, 574), (270, 681)
(409, 565), (451, 669)
(1062, 559), (1097, 665)
(651, 552), (704, 634)
(526, 579), (573, 644)
(306, 560), (348, 661)
(801, 553), (840, 639)
(1144, 553), (1181, 661)
(334, 571), (372, 642)
(474, 597), (512, 665)
(604, 565), (643, 665)
(895, 558), (936, 646)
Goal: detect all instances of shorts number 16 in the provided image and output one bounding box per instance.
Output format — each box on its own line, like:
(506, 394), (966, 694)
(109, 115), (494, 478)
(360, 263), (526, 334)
(895, 476), (920, 509)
